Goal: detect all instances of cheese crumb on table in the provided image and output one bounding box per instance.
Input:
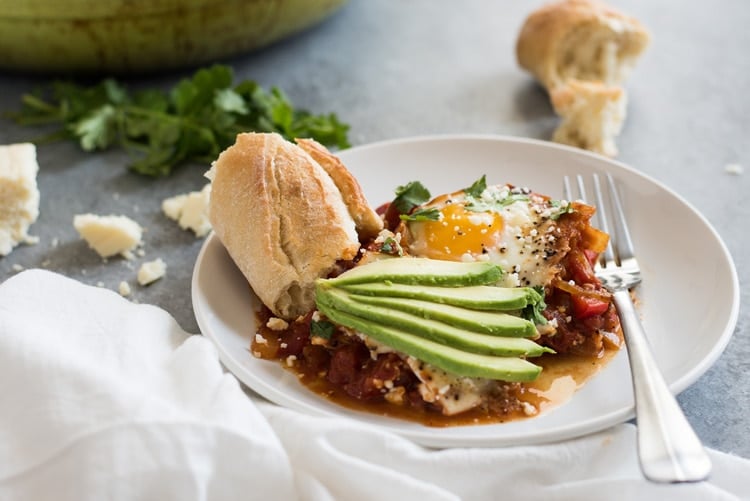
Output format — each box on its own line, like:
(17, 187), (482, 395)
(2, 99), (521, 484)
(0, 143), (40, 256)
(137, 258), (166, 285)
(162, 184), (212, 237)
(725, 163), (744, 176)
(73, 214), (143, 259)
(118, 281), (132, 296)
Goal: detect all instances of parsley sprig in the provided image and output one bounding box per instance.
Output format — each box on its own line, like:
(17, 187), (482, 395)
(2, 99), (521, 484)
(463, 175), (530, 213)
(391, 181), (432, 214)
(523, 286), (548, 325)
(310, 319), (335, 340)
(548, 199), (574, 220)
(7, 65), (350, 176)
(399, 207), (441, 222)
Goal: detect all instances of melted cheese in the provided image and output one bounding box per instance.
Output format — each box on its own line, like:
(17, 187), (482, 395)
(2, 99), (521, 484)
(406, 358), (484, 416)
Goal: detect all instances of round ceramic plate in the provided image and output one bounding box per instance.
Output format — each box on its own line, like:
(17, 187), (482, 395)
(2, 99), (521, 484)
(192, 135), (739, 448)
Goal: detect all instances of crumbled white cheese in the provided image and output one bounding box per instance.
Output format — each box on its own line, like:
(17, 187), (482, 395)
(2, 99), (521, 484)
(384, 386), (406, 405)
(522, 401), (538, 416)
(73, 214), (143, 259)
(162, 184), (212, 237)
(0, 143), (40, 256)
(118, 281), (132, 296)
(266, 317), (289, 331)
(254, 333), (268, 345)
(137, 258), (166, 285)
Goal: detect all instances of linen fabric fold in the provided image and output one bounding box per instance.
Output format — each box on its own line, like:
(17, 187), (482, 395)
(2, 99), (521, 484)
(0, 270), (746, 501)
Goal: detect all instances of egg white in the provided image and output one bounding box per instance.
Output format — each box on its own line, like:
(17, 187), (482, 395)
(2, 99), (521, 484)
(405, 184), (565, 288)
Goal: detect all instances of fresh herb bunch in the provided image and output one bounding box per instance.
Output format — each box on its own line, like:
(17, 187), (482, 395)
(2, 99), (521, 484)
(7, 65), (350, 176)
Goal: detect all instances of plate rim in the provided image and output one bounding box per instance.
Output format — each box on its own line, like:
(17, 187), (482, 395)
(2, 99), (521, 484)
(192, 133), (740, 447)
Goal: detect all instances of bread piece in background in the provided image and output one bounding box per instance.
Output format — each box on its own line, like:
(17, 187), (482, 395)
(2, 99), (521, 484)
(207, 132), (372, 320)
(551, 79), (626, 157)
(516, 0), (649, 157)
(517, 0), (650, 90)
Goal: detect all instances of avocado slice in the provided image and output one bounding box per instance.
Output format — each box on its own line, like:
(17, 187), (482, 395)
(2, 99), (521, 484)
(327, 257), (503, 287)
(335, 281), (542, 311)
(316, 287), (551, 357)
(348, 294), (538, 337)
(316, 303), (542, 382)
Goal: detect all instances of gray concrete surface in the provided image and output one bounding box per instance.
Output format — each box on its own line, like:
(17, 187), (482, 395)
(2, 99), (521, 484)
(1, 0), (748, 458)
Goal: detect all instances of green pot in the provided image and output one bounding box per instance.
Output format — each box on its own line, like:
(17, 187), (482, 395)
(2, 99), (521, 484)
(0, 0), (348, 74)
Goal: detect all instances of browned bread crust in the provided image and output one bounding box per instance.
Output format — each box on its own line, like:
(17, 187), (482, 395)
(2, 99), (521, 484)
(207, 132), (361, 320)
(516, 0), (649, 156)
(295, 138), (383, 241)
(516, 0), (650, 91)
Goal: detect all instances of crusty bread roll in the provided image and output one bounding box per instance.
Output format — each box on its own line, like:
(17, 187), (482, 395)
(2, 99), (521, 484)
(207, 132), (363, 320)
(516, 0), (650, 91)
(295, 138), (383, 241)
(516, 0), (649, 157)
(550, 79), (626, 157)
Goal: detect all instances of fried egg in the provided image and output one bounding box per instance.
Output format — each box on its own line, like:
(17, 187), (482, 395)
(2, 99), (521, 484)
(403, 184), (568, 288)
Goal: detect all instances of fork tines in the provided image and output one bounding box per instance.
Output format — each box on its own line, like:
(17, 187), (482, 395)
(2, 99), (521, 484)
(563, 173), (634, 269)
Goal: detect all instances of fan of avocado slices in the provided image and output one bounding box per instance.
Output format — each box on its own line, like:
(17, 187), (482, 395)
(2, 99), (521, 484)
(313, 257), (553, 382)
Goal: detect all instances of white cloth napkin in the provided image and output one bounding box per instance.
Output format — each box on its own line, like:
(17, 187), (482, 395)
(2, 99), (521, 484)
(0, 270), (747, 501)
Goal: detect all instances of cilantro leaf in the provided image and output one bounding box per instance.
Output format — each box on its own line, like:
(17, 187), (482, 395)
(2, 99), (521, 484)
(465, 192), (529, 213)
(379, 236), (404, 256)
(74, 104), (120, 151)
(548, 200), (575, 220)
(399, 207), (441, 222)
(6, 64), (351, 176)
(464, 175), (487, 198)
(214, 88), (249, 115)
(310, 319), (335, 339)
(391, 181), (432, 214)
(522, 286), (548, 325)
(461, 176), (533, 214)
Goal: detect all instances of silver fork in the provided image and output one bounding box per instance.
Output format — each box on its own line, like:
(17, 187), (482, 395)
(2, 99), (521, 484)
(564, 173), (712, 483)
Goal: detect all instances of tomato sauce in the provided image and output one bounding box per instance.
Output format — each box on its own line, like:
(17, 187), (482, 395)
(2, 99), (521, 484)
(251, 304), (622, 427)
(250, 196), (623, 426)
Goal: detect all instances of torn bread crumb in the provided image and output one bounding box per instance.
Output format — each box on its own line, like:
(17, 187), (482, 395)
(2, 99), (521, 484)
(0, 143), (40, 256)
(137, 258), (166, 285)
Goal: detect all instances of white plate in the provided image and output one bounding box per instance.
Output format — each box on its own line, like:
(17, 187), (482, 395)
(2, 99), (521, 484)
(192, 135), (739, 448)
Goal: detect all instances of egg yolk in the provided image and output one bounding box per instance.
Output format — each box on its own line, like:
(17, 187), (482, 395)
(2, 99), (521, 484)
(414, 201), (504, 261)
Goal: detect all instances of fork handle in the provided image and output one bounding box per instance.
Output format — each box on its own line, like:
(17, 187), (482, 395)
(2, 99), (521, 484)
(613, 289), (712, 483)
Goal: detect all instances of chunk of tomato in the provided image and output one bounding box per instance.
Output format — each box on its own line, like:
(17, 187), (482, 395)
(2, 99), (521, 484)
(571, 294), (610, 319)
(583, 249), (599, 267)
(568, 249), (599, 285)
